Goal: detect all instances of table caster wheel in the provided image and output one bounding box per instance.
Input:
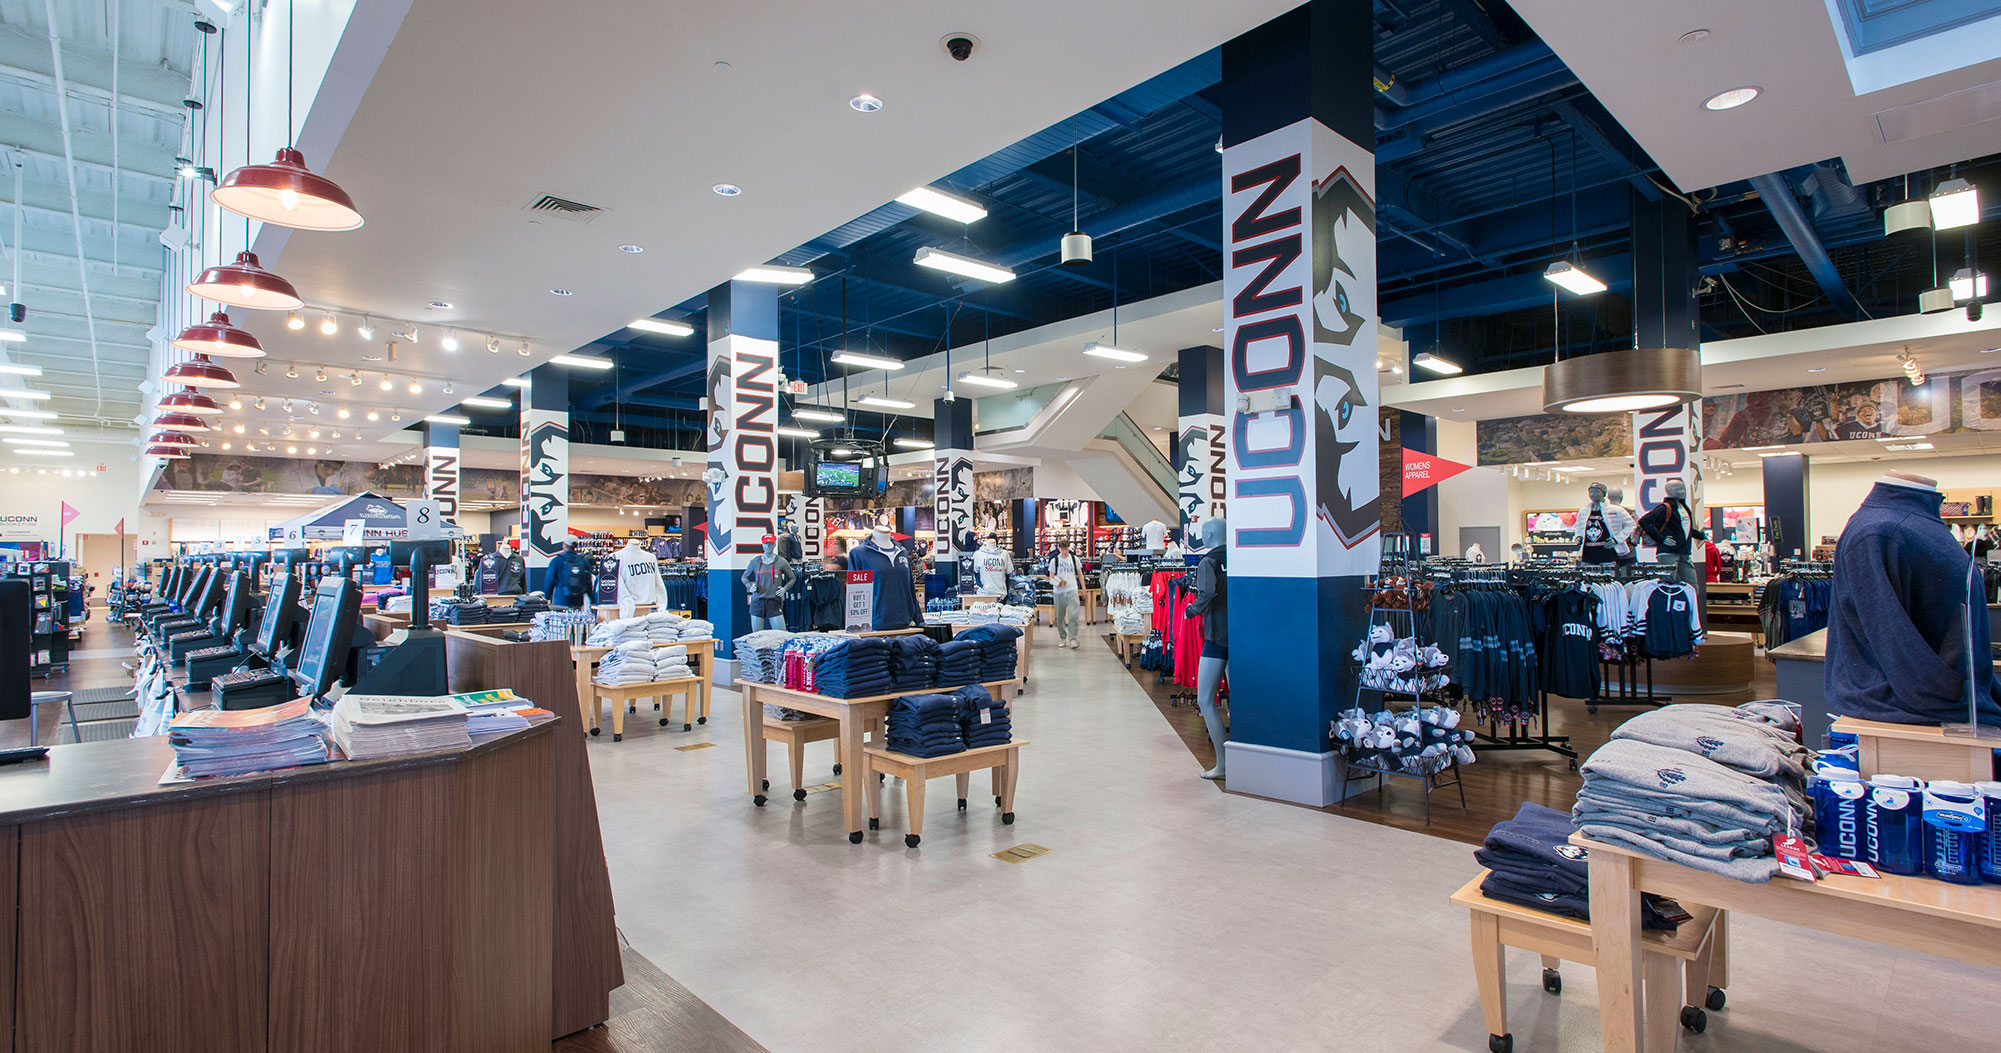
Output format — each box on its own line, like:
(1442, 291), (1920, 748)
(958, 798), (967, 811)
(1542, 969), (1561, 994)
(832, 763), (842, 775)
(1001, 812), (1015, 824)
(628, 704), (636, 714)
(848, 831), (863, 844)
(683, 723), (692, 731)
(869, 818), (879, 830)
(995, 795), (1002, 808)
(878, 772), (885, 783)
(793, 788), (807, 801)
(659, 718), (668, 727)
(698, 716), (707, 725)
(1568, 759), (1578, 772)
(1705, 987), (1725, 1011)
(612, 733), (622, 742)
(590, 727), (601, 737)
(653, 702), (660, 710)
(753, 795), (767, 807)
(904, 834), (921, 848)
(1488, 1034), (1512, 1053)
(761, 779), (770, 791)
(1586, 704), (1599, 715)
(1680, 1007), (1706, 1033)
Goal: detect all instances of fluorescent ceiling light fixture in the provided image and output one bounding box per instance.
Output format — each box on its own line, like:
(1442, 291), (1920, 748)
(499, 377), (530, 388)
(830, 351), (904, 371)
(0, 330), (24, 342)
(2, 437), (67, 446)
(550, 354), (614, 370)
(792, 408), (845, 423)
(628, 317), (694, 337)
(1949, 269), (1988, 302)
(1543, 260), (1607, 295)
(1885, 442), (1935, 451)
(0, 363), (40, 376)
(1741, 445), (1783, 451)
(774, 426), (819, 439)
(460, 396), (513, 410)
(912, 246), (1015, 284)
(892, 437), (934, 449)
(957, 371), (1018, 390)
(0, 424), (59, 435)
(858, 395), (916, 409)
(1929, 178), (1981, 231)
(1411, 352), (1462, 375)
(897, 186), (988, 224)
(14, 448), (72, 456)
(733, 265), (813, 285)
(1, 409), (59, 421)
(1082, 343), (1148, 363)
(0, 389), (50, 400)
(423, 414), (472, 426)
(1758, 450), (1801, 458)
(1702, 86), (1759, 111)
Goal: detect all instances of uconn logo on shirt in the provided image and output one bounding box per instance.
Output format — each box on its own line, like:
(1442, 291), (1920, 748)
(1656, 768), (1688, 788)
(1561, 623), (1592, 639)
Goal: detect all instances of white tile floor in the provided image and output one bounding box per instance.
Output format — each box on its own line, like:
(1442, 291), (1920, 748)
(582, 635), (2001, 1052)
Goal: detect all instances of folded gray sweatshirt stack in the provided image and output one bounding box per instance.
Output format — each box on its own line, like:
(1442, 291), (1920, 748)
(1573, 728), (1805, 883)
(1610, 704), (1813, 782)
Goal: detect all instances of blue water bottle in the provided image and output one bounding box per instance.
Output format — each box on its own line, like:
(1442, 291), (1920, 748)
(1867, 775), (1926, 875)
(1922, 784), (1986, 886)
(1979, 782), (2001, 883)
(1813, 770), (1869, 861)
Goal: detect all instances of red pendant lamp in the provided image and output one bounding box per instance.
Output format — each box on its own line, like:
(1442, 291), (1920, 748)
(171, 310), (265, 358)
(160, 354), (241, 389)
(145, 445), (190, 460)
(147, 431), (202, 449)
(154, 412), (217, 433)
(154, 387), (226, 416)
(187, 251), (302, 312)
(212, 1), (362, 232)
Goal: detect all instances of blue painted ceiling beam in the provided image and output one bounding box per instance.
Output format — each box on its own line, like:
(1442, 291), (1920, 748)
(1547, 99), (1663, 202)
(1746, 172), (1864, 321)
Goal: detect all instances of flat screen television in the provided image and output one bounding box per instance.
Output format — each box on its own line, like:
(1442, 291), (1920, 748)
(804, 439), (887, 498)
(815, 462), (862, 489)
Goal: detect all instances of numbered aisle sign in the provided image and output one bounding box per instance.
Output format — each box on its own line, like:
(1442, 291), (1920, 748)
(342, 519), (366, 546)
(844, 571), (874, 632)
(284, 523), (305, 547)
(407, 499), (444, 540)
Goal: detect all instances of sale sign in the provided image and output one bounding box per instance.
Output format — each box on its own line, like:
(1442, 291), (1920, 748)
(1401, 448), (1472, 497)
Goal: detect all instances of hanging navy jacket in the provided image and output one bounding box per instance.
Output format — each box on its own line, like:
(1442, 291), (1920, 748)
(1826, 482), (2001, 726)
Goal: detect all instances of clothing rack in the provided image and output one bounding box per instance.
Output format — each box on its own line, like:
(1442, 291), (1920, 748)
(1579, 563), (1681, 712)
(1422, 558), (1577, 767)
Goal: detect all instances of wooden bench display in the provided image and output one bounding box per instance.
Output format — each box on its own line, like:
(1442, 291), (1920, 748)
(1832, 715), (2000, 783)
(761, 715), (841, 802)
(1451, 871), (1728, 1053)
(589, 678), (699, 741)
(862, 740), (1025, 849)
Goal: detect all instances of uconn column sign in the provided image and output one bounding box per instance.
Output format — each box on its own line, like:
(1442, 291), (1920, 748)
(1223, 118), (1380, 576)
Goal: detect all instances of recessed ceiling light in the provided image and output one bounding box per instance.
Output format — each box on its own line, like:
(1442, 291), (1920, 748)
(1678, 28), (1711, 44)
(618, 244), (644, 254)
(1703, 86), (1760, 111)
(1212, 326), (1225, 333)
(1012, 368), (1026, 374)
(1807, 367), (1826, 373)
(1452, 408), (1465, 413)
(712, 183), (743, 197)
(850, 94), (883, 113)
(427, 300), (453, 310)
(550, 288), (573, 297)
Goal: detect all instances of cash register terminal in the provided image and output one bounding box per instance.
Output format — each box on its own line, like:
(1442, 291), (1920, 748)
(215, 576), (358, 710)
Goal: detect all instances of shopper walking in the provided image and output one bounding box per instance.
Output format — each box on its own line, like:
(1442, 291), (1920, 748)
(542, 540), (593, 610)
(1049, 539), (1083, 649)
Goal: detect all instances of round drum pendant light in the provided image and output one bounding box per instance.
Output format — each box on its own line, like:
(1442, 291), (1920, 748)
(144, 444), (190, 460)
(188, 251), (303, 312)
(1542, 347), (1701, 414)
(212, 147), (362, 231)
(147, 431), (202, 449)
(171, 311), (266, 358)
(154, 387), (226, 416)
(154, 412), (217, 434)
(160, 354), (241, 390)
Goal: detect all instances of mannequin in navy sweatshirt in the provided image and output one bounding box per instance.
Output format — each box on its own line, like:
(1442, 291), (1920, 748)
(1826, 472), (2001, 727)
(1185, 517), (1230, 780)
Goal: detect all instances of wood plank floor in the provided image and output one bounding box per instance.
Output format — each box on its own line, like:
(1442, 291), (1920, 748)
(1103, 627), (1782, 846)
(553, 947), (766, 1053)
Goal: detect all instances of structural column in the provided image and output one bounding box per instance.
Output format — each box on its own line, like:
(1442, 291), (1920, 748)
(1220, 0), (1380, 806)
(932, 396), (976, 590)
(423, 420), (461, 525)
(520, 365), (568, 572)
(1176, 345), (1226, 539)
(785, 493), (825, 563)
(1628, 195), (1704, 550)
(705, 280), (781, 661)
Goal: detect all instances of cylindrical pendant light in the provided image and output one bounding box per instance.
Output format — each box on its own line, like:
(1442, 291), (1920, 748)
(154, 412), (217, 433)
(171, 310), (266, 358)
(154, 387), (226, 416)
(187, 251), (302, 311)
(1542, 347), (1701, 414)
(147, 431), (202, 449)
(160, 354), (241, 389)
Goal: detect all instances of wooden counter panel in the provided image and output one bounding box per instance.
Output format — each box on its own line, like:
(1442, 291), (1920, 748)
(452, 731), (555, 1052)
(1, 825), (13, 1052)
(267, 765), (453, 1053)
(18, 793), (270, 1053)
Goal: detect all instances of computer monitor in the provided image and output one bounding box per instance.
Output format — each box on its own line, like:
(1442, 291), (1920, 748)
(292, 576), (360, 702)
(175, 565), (209, 607)
(189, 566), (226, 619)
(214, 571), (252, 638)
(251, 569), (302, 659)
(158, 563), (182, 601)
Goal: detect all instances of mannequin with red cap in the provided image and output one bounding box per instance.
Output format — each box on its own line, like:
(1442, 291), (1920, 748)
(742, 533), (797, 631)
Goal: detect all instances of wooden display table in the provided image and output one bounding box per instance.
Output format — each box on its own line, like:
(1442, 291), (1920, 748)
(1082, 589), (1103, 625)
(1035, 602), (1055, 627)
(1646, 631), (1755, 696)
(569, 637), (716, 735)
(591, 677), (699, 740)
(1832, 715), (2000, 783)
(1580, 832), (2001, 1053)
(863, 739), (1025, 848)
(593, 602), (659, 620)
(1112, 631), (1147, 666)
(737, 678), (1021, 844)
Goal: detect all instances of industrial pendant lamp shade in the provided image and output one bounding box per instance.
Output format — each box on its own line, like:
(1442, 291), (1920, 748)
(212, 147), (363, 231)
(1883, 199), (1932, 236)
(144, 444), (190, 460)
(154, 412), (217, 433)
(1542, 347), (1701, 414)
(171, 311), (266, 358)
(154, 387), (226, 416)
(1061, 232), (1093, 266)
(188, 251), (303, 311)
(147, 430), (202, 449)
(160, 354), (241, 390)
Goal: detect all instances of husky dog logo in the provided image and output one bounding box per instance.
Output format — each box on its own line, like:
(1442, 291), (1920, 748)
(1176, 426), (1206, 522)
(1310, 168), (1379, 549)
(1695, 735), (1725, 756)
(705, 357), (733, 556)
(525, 423), (568, 556)
(1554, 844), (1588, 861)
(1656, 768), (1688, 788)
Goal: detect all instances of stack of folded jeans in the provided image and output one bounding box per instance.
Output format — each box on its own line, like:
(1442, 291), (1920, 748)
(813, 637), (893, 698)
(444, 600), (490, 626)
(955, 685), (1011, 748)
(1476, 802), (1678, 930)
(888, 635), (940, 691)
(507, 593), (550, 618)
(1573, 730), (1806, 883)
(935, 639), (984, 687)
(734, 630), (795, 684)
(956, 624), (1021, 681)
(886, 693), (964, 757)
(595, 642), (668, 686)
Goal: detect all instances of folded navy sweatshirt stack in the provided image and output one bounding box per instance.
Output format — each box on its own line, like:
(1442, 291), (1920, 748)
(956, 685), (1011, 748)
(888, 635), (941, 691)
(886, 693), (964, 757)
(957, 623), (1021, 681)
(935, 639), (984, 688)
(814, 637), (893, 698)
(1475, 802), (1677, 930)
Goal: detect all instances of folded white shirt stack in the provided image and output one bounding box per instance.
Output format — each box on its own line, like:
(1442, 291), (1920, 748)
(595, 646), (665, 686)
(678, 619), (714, 641)
(587, 616), (652, 648)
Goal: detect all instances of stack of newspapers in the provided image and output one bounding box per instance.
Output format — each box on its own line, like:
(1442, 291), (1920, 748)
(330, 693), (471, 760)
(166, 698), (332, 779)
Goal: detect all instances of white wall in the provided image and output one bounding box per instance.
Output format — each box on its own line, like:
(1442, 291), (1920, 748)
(1433, 419), (1510, 555)
(1032, 461), (1101, 501)
(0, 458), (168, 556)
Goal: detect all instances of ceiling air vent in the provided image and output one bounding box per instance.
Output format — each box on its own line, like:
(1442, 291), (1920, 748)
(523, 194), (606, 223)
